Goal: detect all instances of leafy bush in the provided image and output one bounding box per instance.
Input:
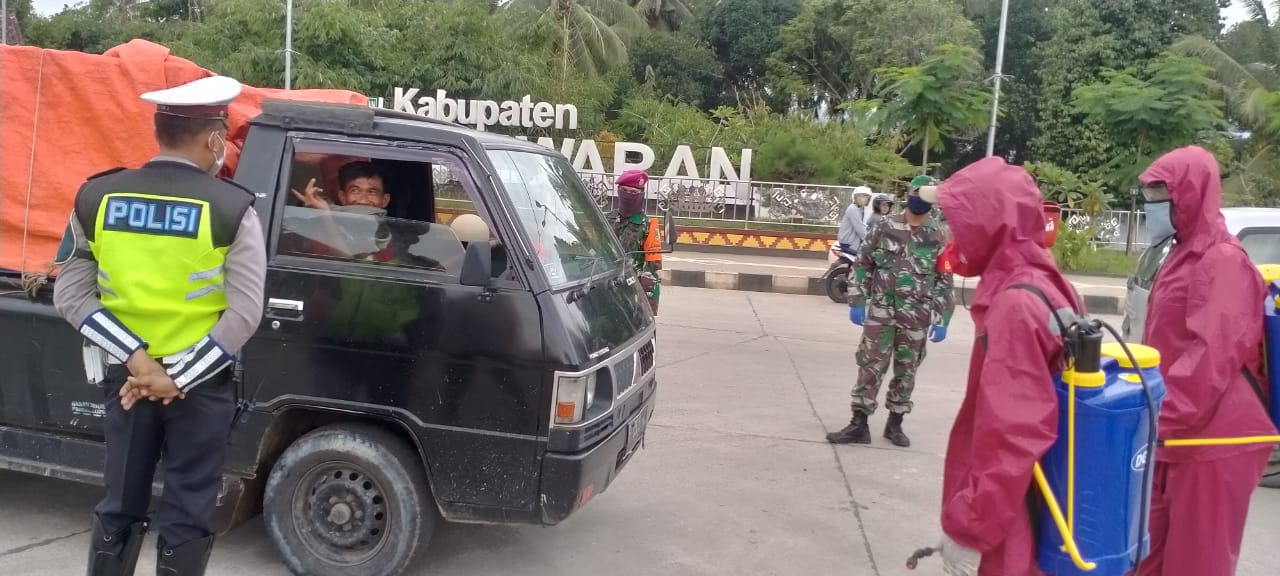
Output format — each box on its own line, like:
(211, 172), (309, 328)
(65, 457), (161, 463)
(1051, 225), (1097, 271)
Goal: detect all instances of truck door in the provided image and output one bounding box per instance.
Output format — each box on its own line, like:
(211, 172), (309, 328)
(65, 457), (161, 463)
(239, 138), (547, 512)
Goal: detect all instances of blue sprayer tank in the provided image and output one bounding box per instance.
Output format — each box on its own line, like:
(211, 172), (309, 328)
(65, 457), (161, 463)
(1037, 342), (1166, 576)
(1264, 277), (1280, 431)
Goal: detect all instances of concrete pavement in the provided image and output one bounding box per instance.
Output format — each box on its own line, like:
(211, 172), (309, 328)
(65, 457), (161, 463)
(662, 251), (1132, 314)
(0, 287), (1275, 576)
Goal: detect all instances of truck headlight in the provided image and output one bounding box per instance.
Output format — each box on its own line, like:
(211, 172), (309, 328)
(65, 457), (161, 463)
(555, 371), (597, 424)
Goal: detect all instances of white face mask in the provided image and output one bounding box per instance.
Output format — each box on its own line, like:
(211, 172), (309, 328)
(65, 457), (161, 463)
(208, 132), (227, 176)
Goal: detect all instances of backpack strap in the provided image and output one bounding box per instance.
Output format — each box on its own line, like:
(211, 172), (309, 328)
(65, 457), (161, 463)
(1010, 283), (1074, 341)
(1242, 366), (1268, 406)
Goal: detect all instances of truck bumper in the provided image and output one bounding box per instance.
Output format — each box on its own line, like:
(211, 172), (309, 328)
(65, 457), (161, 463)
(539, 386), (656, 525)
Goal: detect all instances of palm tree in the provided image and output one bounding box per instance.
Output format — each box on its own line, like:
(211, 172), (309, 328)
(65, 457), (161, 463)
(1172, 1), (1280, 202)
(627, 0), (695, 32)
(520, 0), (647, 79)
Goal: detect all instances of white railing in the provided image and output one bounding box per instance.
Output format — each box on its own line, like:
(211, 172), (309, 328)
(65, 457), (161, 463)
(573, 170), (1150, 248)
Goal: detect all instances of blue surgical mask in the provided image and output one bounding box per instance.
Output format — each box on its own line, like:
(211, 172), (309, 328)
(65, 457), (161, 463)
(1144, 201), (1175, 243)
(906, 195), (933, 215)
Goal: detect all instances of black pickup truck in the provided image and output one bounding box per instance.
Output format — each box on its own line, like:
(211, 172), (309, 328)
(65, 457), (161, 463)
(0, 100), (671, 576)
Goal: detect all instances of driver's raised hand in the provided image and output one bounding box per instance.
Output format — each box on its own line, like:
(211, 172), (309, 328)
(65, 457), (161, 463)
(291, 178), (331, 210)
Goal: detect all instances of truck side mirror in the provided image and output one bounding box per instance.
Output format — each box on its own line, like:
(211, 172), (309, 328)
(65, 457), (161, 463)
(460, 241), (493, 287)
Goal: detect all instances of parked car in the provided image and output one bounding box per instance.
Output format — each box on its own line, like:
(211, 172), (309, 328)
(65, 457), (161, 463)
(1120, 206), (1280, 488)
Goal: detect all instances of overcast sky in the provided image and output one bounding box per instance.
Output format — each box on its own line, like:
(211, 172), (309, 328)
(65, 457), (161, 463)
(22, 0), (1279, 28)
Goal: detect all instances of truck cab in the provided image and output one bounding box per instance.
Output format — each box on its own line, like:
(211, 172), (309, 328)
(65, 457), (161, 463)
(0, 100), (671, 575)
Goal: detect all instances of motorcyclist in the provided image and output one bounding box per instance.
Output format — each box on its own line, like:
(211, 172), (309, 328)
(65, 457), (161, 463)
(867, 193), (895, 233)
(917, 157), (1084, 576)
(838, 186), (873, 255)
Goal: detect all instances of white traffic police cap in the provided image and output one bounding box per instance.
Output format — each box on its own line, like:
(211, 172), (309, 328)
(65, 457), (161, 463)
(141, 76), (243, 119)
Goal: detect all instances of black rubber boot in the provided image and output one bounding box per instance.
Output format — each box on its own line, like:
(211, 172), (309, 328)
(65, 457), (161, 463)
(156, 535), (214, 576)
(884, 412), (911, 447)
(826, 412), (872, 444)
(87, 514), (148, 576)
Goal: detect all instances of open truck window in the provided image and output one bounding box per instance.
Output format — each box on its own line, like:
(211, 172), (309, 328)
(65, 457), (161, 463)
(275, 142), (511, 281)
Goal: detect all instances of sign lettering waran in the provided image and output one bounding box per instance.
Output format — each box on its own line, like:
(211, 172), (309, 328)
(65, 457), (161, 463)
(392, 88), (579, 132)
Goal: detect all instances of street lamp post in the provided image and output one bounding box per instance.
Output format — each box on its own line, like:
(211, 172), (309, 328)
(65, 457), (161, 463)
(985, 0), (1011, 157)
(284, 0), (293, 90)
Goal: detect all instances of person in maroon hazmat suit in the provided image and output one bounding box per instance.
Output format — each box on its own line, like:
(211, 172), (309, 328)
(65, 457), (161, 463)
(1135, 146), (1277, 576)
(916, 156), (1084, 576)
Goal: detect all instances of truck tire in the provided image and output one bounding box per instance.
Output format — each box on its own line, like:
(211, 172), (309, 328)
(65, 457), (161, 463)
(264, 423), (435, 576)
(1262, 446), (1280, 489)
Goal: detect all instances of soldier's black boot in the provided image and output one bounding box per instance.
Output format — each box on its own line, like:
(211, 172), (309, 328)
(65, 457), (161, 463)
(884, 412), (911, 447)
(826, 412), (872, 444)
(87, 514), (147, 576)
(156, 535), (214, 576)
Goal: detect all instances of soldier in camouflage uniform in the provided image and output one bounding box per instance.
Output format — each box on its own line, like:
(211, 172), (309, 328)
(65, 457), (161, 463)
(827, 175), (955, 447)
(610, 170), (662, 315)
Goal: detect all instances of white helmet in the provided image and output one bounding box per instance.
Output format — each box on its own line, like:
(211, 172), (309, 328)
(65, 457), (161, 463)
(852, 186), (873, 199)
(450, 213), (490, 244)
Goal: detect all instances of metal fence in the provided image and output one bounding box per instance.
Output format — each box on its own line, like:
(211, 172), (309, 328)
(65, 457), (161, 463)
(574, 171), (1150, 248)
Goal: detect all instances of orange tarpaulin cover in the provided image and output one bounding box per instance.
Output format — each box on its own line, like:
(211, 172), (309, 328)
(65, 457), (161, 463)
(0, 39), (369, 274)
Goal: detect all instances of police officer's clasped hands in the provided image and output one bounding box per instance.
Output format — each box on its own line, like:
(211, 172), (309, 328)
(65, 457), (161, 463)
(120, 351), (185, 409)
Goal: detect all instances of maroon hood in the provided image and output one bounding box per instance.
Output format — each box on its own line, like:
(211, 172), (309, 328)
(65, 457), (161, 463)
(936, 157), (1052, 278)
(1139, 145), (1232, 252)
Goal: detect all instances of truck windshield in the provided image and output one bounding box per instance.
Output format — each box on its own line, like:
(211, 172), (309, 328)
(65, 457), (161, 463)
(487, 149), (625, 289)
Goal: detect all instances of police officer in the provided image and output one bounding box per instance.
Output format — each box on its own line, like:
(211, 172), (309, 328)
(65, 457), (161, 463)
(52, 75), (266, 576)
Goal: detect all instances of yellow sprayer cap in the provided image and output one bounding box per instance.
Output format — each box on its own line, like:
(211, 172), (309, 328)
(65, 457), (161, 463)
(1101, 342), (1161, 369)
(1258, 264), (1280, 286)
(1063, 368), (1106, 388)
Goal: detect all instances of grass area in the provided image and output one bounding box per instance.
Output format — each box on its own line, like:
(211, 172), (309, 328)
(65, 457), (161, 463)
(1057, 248), (1142, 276)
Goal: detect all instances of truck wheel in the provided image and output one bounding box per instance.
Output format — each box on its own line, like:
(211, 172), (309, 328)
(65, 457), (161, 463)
(1262, 446), (1280, 489)
(264, 424), (435, 576)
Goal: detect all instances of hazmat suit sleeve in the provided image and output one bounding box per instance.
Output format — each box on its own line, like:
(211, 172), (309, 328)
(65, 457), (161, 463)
(942, 291), (1059, 552)
(1159, 244), (1263, 437)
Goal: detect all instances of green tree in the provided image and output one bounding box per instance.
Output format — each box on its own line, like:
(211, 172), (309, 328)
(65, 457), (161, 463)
(519, 0), (647, 79)
(627, 0), (695, 32)
(1170, 2), (1280, 206)
(627, 31), (722, 108)
(1031, 0), (1221, 175)
(697, 0), (801, 97)
(1071, 53), (1224, 186)
(767, 0), (980, 108)
(874, 44), (992, 173)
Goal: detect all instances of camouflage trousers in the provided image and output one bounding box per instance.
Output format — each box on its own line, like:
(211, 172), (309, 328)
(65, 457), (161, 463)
(851, 313), (930, 416)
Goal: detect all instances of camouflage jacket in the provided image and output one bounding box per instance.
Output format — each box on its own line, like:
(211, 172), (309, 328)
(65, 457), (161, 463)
(847, 214), (955, 327)
(610, 212), (661, 303)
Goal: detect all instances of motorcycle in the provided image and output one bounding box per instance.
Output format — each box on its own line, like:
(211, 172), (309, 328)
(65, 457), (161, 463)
(822, 243), (858, 303)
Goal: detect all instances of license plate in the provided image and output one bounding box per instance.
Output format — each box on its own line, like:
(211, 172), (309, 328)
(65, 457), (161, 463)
(621, 409), (649, 462)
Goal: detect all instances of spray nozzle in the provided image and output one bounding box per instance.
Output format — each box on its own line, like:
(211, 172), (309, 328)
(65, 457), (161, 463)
(1065, 319), (1104, 374)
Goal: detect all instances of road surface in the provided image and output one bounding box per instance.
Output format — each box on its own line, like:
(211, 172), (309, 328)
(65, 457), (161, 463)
(0, 287), (1274, 575)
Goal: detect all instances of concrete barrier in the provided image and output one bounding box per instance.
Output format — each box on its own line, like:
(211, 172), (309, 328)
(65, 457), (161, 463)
(658, 269), (1126, 315)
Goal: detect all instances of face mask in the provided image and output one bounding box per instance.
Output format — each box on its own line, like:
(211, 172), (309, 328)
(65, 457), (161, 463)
(940, 241), (979, 277)
(208, 132), (227, 176)
(907, 195), (932, 215)
(618, 190), (645, 216)
(1144, 200), (1175, 243)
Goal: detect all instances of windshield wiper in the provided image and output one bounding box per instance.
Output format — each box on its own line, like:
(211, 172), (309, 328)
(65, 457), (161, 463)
(565, 252), (620, 303)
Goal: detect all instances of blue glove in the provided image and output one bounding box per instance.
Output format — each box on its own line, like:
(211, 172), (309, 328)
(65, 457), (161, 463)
(930, 325), (947, 343)
(849, 306), (866, 326)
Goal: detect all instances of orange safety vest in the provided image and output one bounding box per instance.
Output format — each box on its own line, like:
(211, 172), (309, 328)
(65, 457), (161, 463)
(643, 217), (662, 263)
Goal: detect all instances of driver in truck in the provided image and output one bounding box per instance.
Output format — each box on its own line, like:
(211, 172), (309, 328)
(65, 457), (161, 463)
(51, 75), (267, 576)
